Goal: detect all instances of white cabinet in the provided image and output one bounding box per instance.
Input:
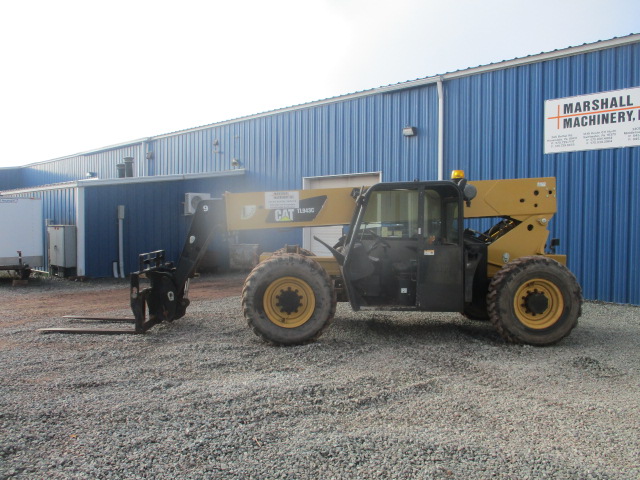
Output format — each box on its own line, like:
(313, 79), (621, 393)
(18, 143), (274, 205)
(48, 225), (77, 275)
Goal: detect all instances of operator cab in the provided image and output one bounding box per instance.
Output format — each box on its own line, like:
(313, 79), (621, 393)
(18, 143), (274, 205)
(341, 181), (465, 312)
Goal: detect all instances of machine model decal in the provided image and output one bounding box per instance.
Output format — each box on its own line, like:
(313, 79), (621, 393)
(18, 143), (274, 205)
(266, 196), (327, 223)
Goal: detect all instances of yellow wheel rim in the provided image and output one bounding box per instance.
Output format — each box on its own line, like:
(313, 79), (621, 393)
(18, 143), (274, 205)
(514, 278), (564, 329)
(263, 276), (316, 328)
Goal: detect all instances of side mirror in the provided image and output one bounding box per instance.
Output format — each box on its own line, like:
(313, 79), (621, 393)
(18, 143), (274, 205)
(454, 176), (477, 206)
(463, 183), (477, 203)
(462, 183), (478, 202)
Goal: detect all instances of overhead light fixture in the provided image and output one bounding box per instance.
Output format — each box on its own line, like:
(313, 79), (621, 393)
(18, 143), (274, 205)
(403, 126), (417, 137)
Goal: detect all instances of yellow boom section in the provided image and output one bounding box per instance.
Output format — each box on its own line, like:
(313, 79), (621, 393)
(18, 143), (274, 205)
(225, 187), (359, 231)
(467, 177), (564, 274)
(466, 177), (557, 220)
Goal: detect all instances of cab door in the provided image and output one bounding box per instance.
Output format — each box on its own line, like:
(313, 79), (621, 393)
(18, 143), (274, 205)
(416, 185), (465, 311)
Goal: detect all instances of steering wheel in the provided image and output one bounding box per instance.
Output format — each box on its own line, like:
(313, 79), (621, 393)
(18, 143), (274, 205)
(361, 228), (390, 252)
(362, 228), (380, 239)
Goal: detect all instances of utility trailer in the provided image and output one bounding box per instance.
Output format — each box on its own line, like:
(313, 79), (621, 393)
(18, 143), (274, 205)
(0, 197), (43, 280)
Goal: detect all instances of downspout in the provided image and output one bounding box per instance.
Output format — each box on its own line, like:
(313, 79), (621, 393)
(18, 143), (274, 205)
(118, 205), (125, 278)
(141, 139), (147, 176)
(76, 187), (86, 276)
(436, 76), (445, 180)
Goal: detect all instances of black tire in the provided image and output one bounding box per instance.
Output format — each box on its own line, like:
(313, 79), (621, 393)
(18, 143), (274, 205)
(242, 254), (336, 345)
(488, 256), (582, 345)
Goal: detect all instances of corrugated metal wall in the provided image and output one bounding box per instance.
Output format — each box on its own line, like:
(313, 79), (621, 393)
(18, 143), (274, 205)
(149, 87), (439, 189)
(445, 42), (640, 304)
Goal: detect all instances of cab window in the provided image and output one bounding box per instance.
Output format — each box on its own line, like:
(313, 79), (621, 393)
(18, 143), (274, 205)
(424, 188), (459, 245)
(360, 189), (419, 238)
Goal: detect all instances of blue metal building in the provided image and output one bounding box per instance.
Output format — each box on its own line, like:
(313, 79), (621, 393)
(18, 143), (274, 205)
(1, 34), (639, 304)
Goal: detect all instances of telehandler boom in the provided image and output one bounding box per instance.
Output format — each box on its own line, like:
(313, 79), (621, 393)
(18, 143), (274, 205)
(41, 172), (582, 345)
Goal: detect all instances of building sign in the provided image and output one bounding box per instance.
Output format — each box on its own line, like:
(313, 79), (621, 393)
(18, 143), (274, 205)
(544, 87), (640, 153)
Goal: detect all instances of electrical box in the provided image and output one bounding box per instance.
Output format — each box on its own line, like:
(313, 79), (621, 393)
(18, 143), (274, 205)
(48, 225), (77, 276)
(184, 193), (211, 215)
(0, 197), (44, 268)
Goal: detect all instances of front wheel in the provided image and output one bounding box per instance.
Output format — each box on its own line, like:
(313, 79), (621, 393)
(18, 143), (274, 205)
(487, 256), (582, 345)
(242, 254), (336, 345)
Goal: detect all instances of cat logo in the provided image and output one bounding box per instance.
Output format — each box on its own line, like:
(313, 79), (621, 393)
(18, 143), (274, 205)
(274, 209), (294, 222)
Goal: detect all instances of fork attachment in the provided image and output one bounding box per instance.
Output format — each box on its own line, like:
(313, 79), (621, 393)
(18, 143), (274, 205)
(39, 198), (224, 335)
(39, 251), (181, 334)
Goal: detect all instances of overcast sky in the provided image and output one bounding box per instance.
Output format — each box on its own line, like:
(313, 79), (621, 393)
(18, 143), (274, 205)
(0, 0), (638, 168)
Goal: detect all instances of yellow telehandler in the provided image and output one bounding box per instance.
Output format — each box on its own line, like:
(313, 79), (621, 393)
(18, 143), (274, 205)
(41, 171), (582, 345)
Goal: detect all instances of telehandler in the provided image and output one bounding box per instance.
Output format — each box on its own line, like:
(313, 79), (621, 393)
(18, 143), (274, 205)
(41, 171), (582, 346)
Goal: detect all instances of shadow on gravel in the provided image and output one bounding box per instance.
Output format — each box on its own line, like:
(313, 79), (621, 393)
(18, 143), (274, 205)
(453, 322), (505, 344)
(334, 314), (503, 346)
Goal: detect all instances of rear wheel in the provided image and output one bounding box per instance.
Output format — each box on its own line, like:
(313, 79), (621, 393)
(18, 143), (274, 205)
(487, 256), (582, 345)
(242, 254), (336, 345)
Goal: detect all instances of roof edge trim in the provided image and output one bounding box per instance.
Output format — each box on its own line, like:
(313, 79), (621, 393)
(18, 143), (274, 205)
(78, 168), (245, 188)
(0, 169), (245, 195)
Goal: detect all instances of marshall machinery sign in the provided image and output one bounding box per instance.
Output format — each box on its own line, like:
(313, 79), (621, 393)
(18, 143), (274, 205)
(544, 86), (640, 154)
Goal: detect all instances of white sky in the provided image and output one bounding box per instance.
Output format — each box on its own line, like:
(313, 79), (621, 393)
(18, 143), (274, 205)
(0, 0), (638, 168)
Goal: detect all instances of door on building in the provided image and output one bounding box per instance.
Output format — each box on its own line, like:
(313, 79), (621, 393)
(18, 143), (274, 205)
(302, 172), (382, 255)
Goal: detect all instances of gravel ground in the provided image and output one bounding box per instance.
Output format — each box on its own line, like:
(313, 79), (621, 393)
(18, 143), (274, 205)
(1, 274), (639, 479)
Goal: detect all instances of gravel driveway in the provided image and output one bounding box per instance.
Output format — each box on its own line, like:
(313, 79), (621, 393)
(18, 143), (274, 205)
(1, 274), (639, 479)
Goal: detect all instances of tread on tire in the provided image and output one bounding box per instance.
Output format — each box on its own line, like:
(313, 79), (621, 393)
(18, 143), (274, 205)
(487, 255), (582, 345)
(242, 253), (336, 345)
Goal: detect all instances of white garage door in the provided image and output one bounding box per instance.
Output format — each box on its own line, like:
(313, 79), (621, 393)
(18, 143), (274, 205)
(302, 172), (382, 255)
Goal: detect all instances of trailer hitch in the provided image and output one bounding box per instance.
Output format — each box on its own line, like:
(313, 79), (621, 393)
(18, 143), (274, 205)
(39, 198), (224, 335)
